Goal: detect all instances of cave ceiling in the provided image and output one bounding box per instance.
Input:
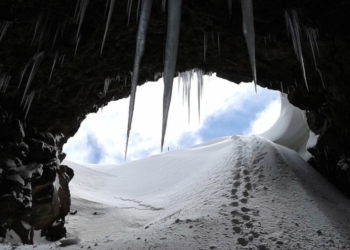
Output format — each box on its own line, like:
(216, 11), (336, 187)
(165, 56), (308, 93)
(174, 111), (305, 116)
(0, 0), (350, 203)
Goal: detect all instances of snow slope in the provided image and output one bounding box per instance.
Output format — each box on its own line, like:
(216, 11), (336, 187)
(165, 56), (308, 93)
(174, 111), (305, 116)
(4, 135), (350, 250)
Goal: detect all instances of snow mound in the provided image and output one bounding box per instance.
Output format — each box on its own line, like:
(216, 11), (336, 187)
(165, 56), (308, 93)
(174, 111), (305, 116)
(10, 135), (350, 249)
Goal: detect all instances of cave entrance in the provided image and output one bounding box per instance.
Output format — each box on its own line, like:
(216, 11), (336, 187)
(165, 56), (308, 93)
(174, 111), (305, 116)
(63, 74), (280, 164)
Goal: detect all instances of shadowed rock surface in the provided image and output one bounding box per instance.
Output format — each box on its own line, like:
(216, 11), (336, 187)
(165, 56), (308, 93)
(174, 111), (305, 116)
(0, 0), (350, 243)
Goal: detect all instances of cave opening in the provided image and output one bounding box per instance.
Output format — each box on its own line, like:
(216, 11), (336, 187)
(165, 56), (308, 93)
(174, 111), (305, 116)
(63, 74), (280, 165)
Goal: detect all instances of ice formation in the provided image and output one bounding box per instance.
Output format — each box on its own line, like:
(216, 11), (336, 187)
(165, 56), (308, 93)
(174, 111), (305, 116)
(21, 52), (45, 105)
(48, 52), (58, 84)
(285, 10), (308, 91)
(161, 0), (183, 151)
(74, 35), (81, 58)
(75, 0), (90, 41)
(0, 74), (11, 94)
(100, 0), (115, 55)
(241, 0), (257, 92)
(217, 32), (221, 55)
(306, 27), (325, 88)
(227, 0), (232, 18)
(0, 21), (10, 43)
(23, 91), (36, 119)
(203, 32), (208, 62)
(103, 78), (111, 96)
(125, 0), (153, 158)
(162, 0), (166, 12)
(127, 0), (133, 25)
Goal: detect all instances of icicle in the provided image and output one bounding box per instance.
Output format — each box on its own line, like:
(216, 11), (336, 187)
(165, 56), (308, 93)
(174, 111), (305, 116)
(103, 78), (111, 96)
(101, 0), (116, 56)
(161, 0), (182, 152)
(285, 10), (308, 91)
(37, 87), (42, 100)
(227, 0), (232, 18)
(18, 61), (30, 90)
(280, 82), (284, 93)
(55, 88), (61, 99)
(197, 69), (204, 122)
(241, 0), (257, 92)
(60, 54), (66, 66)
(21, 52), (45, 105)
(136, 0), (141, 22)
(75, 0), (90, 42)
(203, 32), (208, 62)
(162, 0), (166, 12)
(186, 70), (192, 124)
(217, 32), (221, 55)
(104, 0), (111, 19)
(31, 14), (43, 47)
(0, 74), (11, 94)
(127, 0), (134, 26)
(49, 52), (58, 84)
(306, 27), (325, 88)
(75, 35), (81, 58)
(23, 91), (35, 119)
(0, 21), (10, 43)
(125, 0), (153, 159)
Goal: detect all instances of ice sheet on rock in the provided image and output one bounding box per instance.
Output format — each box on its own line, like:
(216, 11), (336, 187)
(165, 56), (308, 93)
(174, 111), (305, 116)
(162, 0), (182, 151)
(125, 0), (153, 159)
(241, 0), (257, 92)
(101, 0), (115, 56)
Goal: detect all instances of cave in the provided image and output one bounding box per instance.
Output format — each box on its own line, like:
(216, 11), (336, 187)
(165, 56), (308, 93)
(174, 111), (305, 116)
(1, 0), (350, 247)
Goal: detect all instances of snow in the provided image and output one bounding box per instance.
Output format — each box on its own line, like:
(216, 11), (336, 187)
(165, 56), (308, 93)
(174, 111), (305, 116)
(7, 132), (350, 249)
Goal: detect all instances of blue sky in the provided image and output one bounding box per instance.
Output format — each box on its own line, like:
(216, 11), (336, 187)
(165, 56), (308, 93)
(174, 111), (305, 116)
(63, 74), (280, 164)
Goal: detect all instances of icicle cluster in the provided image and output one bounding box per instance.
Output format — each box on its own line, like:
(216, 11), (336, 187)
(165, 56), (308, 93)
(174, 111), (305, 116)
(285, 10), (308, 91)
(177, 69), (204, 123)
(241, 0), (257, 92)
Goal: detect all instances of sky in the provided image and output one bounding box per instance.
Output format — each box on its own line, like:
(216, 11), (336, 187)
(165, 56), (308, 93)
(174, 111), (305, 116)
(63, 74), (281, 165)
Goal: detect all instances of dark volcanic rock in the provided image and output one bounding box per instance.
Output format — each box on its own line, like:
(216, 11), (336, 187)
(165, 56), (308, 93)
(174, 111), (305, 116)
(1, 0), (350, 243)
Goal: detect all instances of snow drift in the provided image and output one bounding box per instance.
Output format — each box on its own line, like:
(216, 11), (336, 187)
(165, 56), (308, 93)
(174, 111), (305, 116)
(4, 132), (350, 249)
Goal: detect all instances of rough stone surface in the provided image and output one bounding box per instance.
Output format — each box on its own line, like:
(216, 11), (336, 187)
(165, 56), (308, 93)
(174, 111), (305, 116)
(0, 0), (350, 243)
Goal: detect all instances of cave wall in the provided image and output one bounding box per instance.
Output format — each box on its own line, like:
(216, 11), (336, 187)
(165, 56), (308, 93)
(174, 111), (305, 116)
(1, 0), (350, 243)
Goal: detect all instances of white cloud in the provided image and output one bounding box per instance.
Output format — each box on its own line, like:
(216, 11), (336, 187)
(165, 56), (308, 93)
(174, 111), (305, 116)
(63, 74), (280, 164)
(246, 98), (281, 135)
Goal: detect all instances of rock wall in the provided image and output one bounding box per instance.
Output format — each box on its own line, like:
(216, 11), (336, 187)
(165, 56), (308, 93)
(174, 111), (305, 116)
(0, 0), (350, 243)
